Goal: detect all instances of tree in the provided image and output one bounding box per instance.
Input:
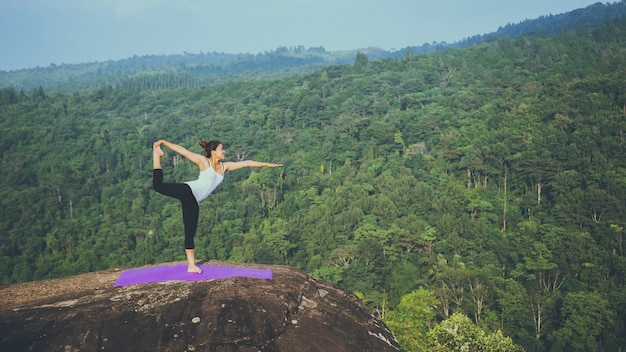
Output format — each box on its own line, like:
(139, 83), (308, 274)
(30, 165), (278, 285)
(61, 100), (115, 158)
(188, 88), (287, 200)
(433, 264), (471, 318)
(384, 288), (440, 352)
(354, 52), (369, 67)
(428, 312), (524, 352)
(258, 217), (295, 260)
(548, 291), (611, 352)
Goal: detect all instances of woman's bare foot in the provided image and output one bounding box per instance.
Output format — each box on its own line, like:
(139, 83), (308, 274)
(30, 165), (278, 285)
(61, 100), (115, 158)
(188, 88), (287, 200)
(153, 144), (164, 169)
(188, 265), (203, 274)
(185, 249), (202, 273)
(154, 145), (164, 157)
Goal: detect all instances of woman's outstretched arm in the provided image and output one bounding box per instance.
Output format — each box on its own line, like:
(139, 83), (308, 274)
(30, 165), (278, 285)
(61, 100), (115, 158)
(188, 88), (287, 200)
(223, 160), (282, 172)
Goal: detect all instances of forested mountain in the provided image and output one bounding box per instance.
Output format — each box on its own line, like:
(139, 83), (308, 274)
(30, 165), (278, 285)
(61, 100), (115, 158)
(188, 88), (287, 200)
(1, 1), (625, 93)
(450, 0), (626, 47)
(1, 12), (626, 352)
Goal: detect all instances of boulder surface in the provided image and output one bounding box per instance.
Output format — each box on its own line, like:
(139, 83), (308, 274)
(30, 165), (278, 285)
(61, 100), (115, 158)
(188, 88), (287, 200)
(0, 261), (402, 351)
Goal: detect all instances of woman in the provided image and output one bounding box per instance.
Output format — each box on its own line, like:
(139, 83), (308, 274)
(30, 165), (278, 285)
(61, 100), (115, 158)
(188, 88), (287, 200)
(152, 139), (282, 273)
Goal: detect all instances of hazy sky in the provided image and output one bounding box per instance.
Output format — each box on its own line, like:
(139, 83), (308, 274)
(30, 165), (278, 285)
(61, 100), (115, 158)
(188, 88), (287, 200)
(0, 0), (603, 71)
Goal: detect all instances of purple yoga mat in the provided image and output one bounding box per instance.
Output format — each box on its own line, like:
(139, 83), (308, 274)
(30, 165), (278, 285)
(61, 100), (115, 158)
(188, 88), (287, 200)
(114, 264), (272, 287)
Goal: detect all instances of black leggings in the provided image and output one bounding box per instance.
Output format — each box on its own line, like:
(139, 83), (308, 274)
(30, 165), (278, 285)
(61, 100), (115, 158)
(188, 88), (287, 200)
(153, 169), (199, 249)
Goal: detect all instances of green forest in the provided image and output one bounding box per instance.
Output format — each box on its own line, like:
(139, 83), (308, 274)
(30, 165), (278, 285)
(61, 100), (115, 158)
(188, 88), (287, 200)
(2, 18), (626, 352)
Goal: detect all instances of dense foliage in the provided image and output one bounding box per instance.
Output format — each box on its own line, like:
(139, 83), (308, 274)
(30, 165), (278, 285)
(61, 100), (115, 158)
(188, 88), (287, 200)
(2, 19), (626, 352)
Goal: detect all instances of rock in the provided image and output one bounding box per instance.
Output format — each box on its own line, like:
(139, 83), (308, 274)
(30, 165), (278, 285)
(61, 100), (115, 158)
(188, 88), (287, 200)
(0, 261), (403, 351)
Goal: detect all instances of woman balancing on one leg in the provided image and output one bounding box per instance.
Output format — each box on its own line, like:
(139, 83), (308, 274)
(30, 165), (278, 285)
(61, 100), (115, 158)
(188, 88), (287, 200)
(152, 139), (282, 273)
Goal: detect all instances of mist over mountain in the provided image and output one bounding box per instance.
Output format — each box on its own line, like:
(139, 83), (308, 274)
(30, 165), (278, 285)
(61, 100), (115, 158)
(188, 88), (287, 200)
(1, 1), (624, 93)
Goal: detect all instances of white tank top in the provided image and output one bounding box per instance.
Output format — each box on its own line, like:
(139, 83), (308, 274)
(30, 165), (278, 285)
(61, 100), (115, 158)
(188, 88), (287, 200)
(185, 163), (224, 204)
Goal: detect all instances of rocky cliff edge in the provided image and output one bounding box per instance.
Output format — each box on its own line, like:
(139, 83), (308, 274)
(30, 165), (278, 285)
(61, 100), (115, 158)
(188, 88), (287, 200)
(0, 261), (403, 352)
